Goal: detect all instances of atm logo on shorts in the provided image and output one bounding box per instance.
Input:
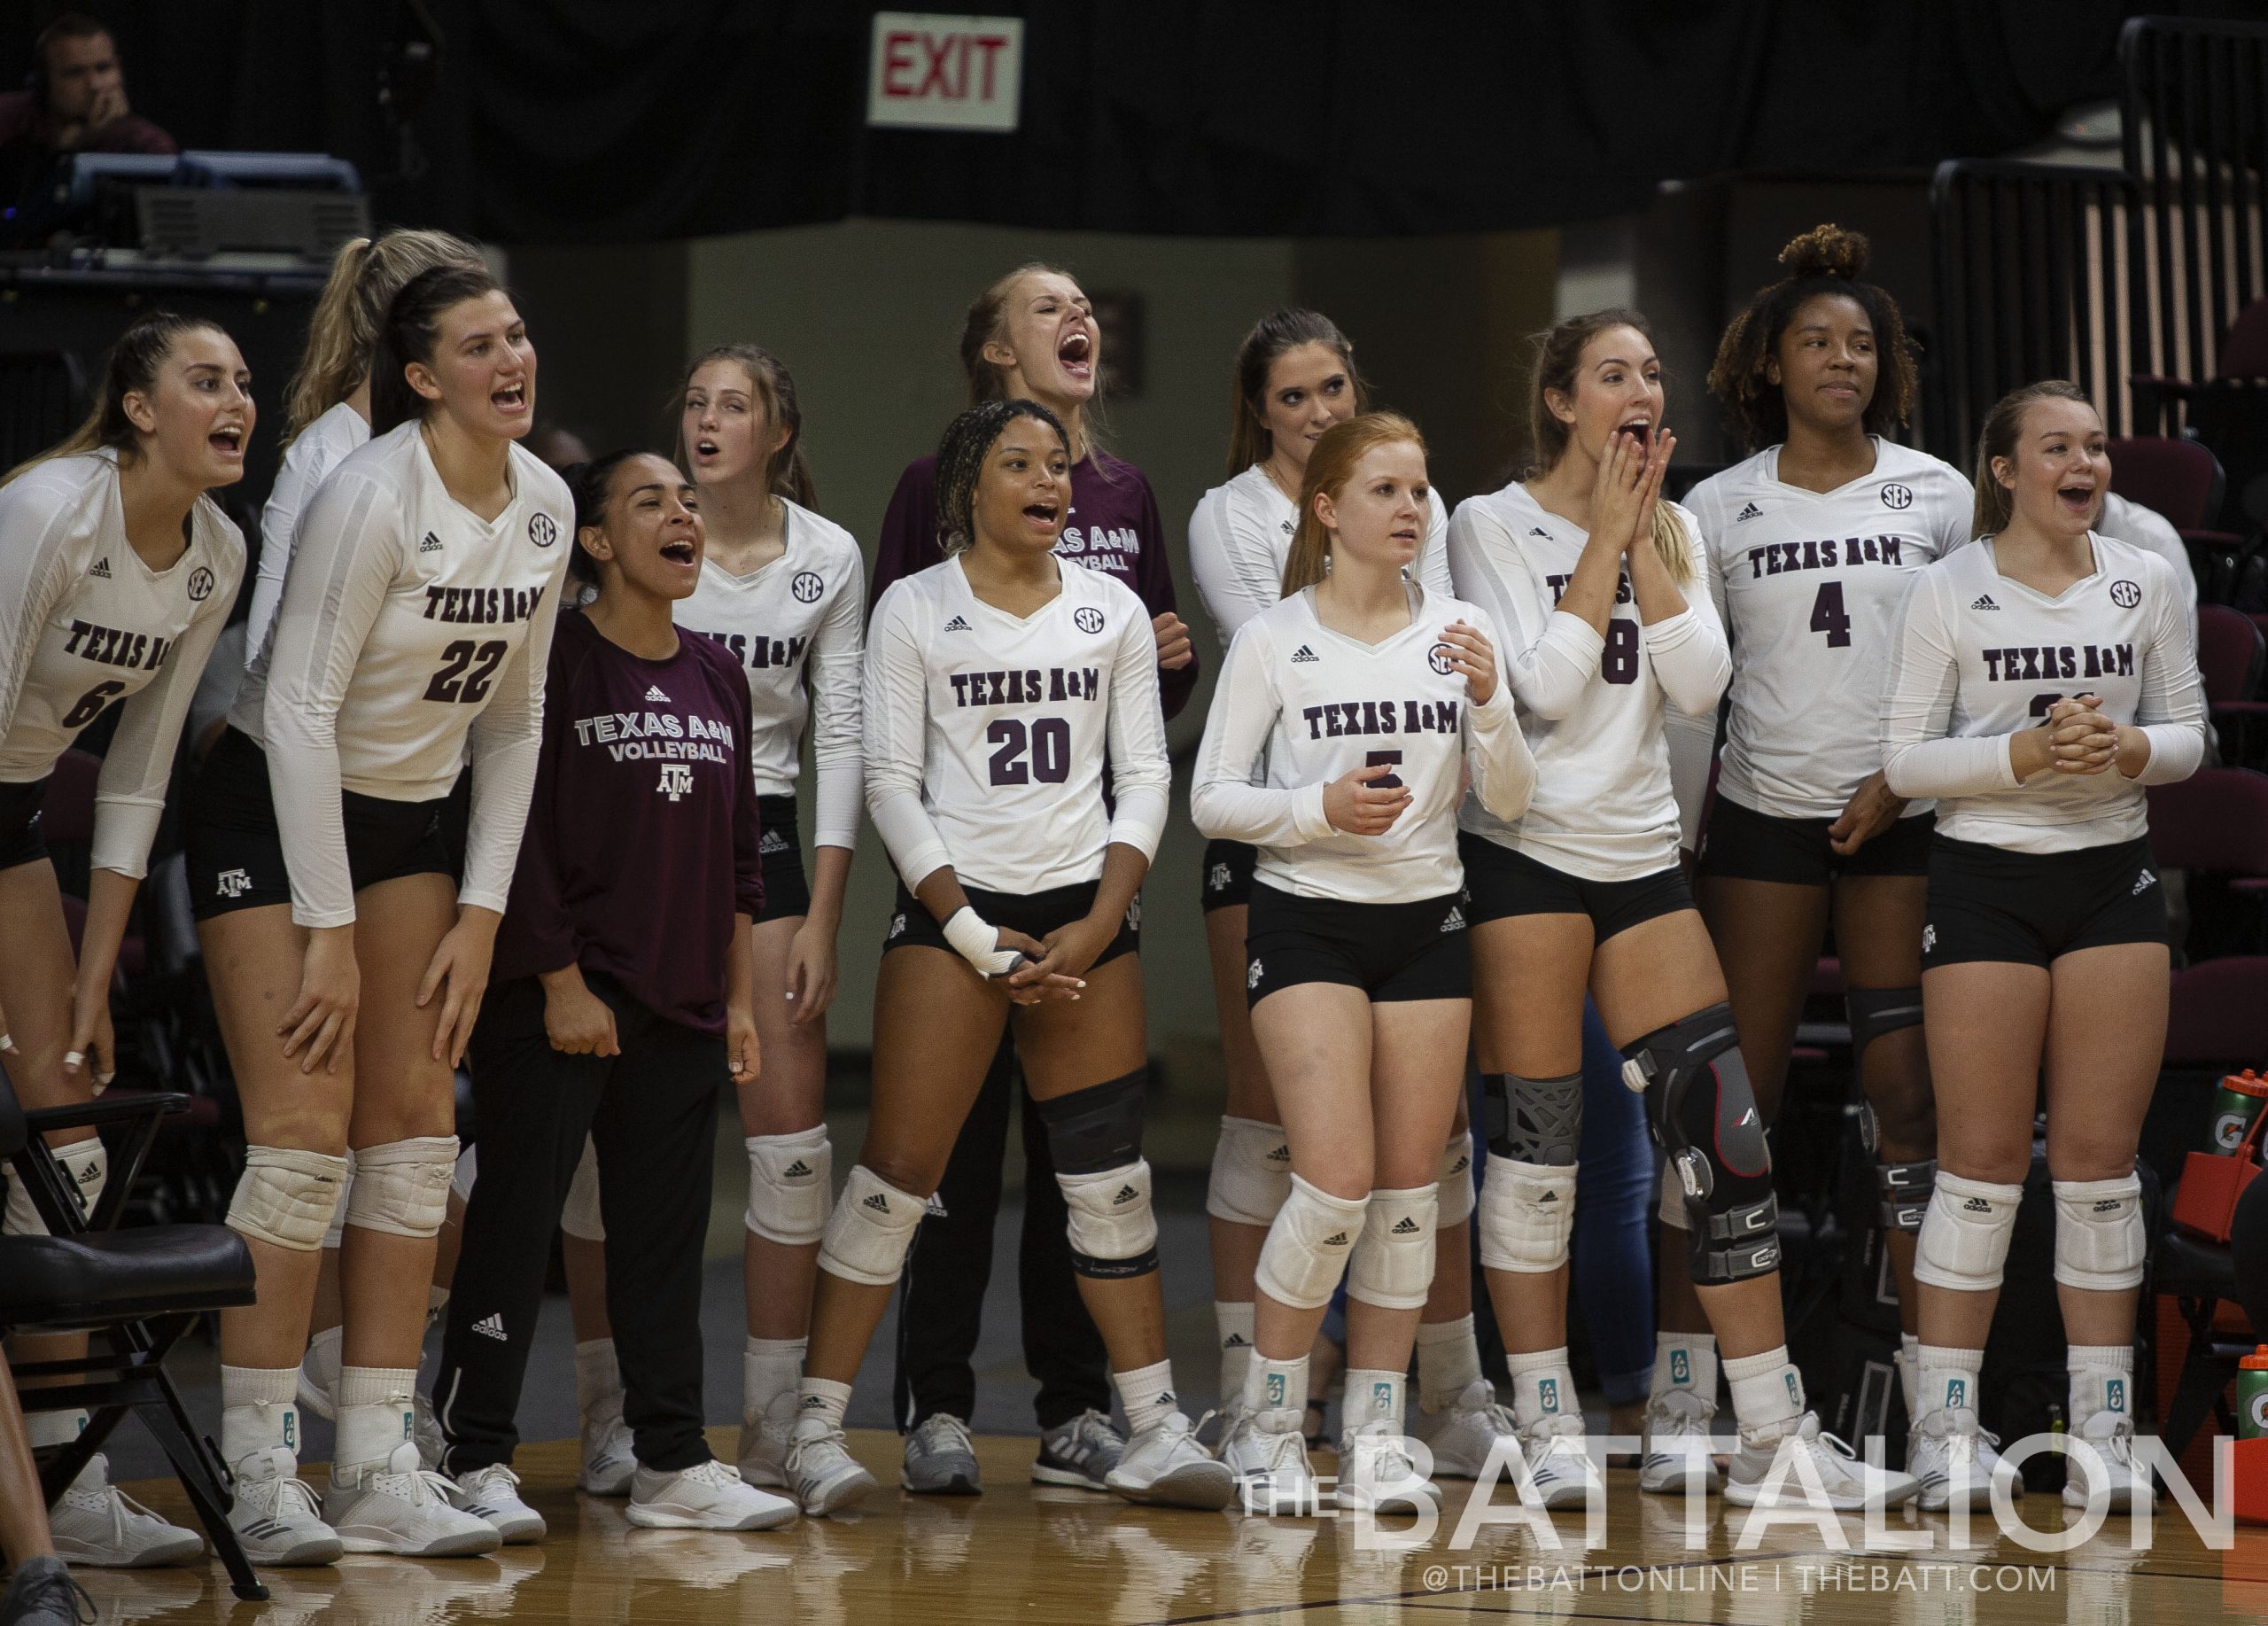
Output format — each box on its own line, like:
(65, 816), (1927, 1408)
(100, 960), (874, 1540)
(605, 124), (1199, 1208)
(1247, 959), (1263, 990)
(215, 867), (252, 899)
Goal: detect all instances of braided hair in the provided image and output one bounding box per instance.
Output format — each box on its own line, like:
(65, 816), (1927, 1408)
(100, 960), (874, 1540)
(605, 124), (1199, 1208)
(559, 449), (644, 594)
(931, 398), (1068, 556)
(1706, 225), (1918, 455)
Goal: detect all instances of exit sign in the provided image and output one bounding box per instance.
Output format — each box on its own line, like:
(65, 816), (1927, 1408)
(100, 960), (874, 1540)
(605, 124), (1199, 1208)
(867, 13), (1024, 133)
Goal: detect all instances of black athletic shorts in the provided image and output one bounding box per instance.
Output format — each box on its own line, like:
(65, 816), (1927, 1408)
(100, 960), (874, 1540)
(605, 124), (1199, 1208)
(1200, 838), (1258, 914)
(884, 876), (1140, 971)
(0, 777), (50, 872)
(1458, 832), (1691, 944)
(184, 727), (459, 922)
(1697, 794), (1934, 886)
(1922, 833), (2167, 970)
(1243, 882), (1472, 1007)
(754, 793), (812, 924)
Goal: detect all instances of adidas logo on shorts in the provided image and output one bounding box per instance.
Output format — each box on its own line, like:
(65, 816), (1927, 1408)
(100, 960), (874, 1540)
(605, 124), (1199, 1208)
(1971, 594), (2000, 611)
(863, 1192), (891, 1214)
(944, 615), (971, 631)
(1391, 1217), (1420, 1234)
(925, 1192), (948, 1218)
(2132, 868), (2157, 895)
(758, 829), (790, 854)
(645, 684), (670, 702)
(1290, 644), (1318, 663)
(1441, 905), (1464, 932)
(472, 1312), (508, 1342)
(88, 556), (112, 578)
(1113, 1185), (1140, 1204)
(420, 532), (445, 555)
(1735, 502), (1763, 522)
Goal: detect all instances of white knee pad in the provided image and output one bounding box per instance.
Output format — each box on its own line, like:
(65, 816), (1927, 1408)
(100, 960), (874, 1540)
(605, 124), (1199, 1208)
(1912, 1171), (2024, 1293)
(229, 1145), (352, 1252)
(322, 1149), (357, 1250)
(1348, 1183), (1439, 1310)
(745, 1127), (832, 1247)
(1254, 1172), (1368, 1311)
(815, 1164), (926, 1287)
(1479, 1152), (1579, 1273)
(1205, 1116), (1291, 1227)
(1437, 1132), (1475, 1227)
(450, 1143), (477, 1205)
(2052, 1174), (2147, 1291)
(1059, 1158), (1161, 1278)
(342, 1136), (459, 1239)
(3, 1139), (108, 1236)
(561, 1139), (605, 1241)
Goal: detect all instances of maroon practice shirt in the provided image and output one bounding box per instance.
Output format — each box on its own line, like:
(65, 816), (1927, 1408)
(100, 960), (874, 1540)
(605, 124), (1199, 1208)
(871, 449), (1198, 720)
(491, 611), (764, 1034)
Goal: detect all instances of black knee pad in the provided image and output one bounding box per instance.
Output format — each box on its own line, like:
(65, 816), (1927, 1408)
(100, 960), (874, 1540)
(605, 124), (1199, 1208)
(1875, 1156), (1936, 1233)
(1032, 1067), (1146, 1174)
(1845, 986), (1922, 1063)
(1481, 1072), (1582, 1166)
(1621, 1004), (1781, 1284)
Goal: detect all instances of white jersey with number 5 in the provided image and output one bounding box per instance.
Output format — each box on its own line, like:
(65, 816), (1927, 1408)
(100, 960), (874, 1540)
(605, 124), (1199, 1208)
(1674, 440), (1972, 833)
(1447, 482), (1728, 882)
(235, 422), (573, 928)
(863, 554), (1169, 896)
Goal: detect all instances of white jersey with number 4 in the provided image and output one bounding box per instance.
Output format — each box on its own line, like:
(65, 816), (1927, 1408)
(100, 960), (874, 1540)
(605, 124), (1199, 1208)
(1674, 440), (1972, 830)
(1190, 584), (1534, 904)
(1447, 482), (1729, 882)
(864, 554), (1169, 896)
(236, 422), (574, 928)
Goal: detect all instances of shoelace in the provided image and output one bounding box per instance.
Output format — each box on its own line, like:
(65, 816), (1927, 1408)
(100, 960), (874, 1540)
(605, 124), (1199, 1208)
(462, 1463), (522, 1498)
(1065, 1408), (1120, 1451)
(369, 1463), (462, 1509)
(916, 1416), (973, 1454)
(679, 1458), (742, 1490)
(13, 1568), (96, 1626)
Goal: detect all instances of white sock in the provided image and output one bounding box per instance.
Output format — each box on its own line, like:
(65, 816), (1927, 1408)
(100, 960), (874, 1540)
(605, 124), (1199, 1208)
(1723, 1346), (1805, 1435)
(221, 1365), (301, 1467)
(797, 1376), (853, 1432)
(23, 1406), (84, 1451)
(2068, 1343), (2135, 1430)
(427, 1284), (451, 1324)
(1215, 1301), (1255, 1404)
(1244, 1351), (1309, 1420)
(1415, 1315), (1482, 1412)
(743, 1335), (805, 1423)
(334, 1365), (420, 1480)
(1114, 1358), (1180, 1437)
(1505, 1347), (1579, 1432)
(1649, 1331), (1719, 1407)
(1915, 1342), (1984, 1420)
(1342, 1369), (1406, 1435)
(1899, 1332), (1921, 1420)
(303, 1325), (343, 1396)
(574, 1337), (621, 1419)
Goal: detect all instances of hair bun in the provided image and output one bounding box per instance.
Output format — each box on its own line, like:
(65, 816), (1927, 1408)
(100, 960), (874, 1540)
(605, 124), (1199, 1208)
(1778, 224), (1869, 282)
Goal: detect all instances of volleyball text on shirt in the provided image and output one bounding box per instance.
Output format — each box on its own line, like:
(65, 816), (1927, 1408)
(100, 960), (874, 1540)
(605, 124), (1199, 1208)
(0, 451), (245, 877)
(245, 399), (369, 668)
(863, 555), (1170, 897)
(1190, 585), (1534, 903)
(238, 422), (573, 928)
(1447, 482), (1729, 881)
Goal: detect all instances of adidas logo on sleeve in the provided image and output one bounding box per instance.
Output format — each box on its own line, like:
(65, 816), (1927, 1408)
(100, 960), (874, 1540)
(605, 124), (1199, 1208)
(944, 615), (971, 631)
(420, 532), (445, 555)
(88, 556), (112, 578)
(1290, 644), (1318, 663)
(1971, 594), (2000, 611)
(1735, 502), (1763, 522)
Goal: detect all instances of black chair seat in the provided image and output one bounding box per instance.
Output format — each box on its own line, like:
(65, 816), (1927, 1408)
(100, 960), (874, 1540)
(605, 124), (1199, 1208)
(0, 1226), (254, 1327)
(2155, 1227), (2239, 1296)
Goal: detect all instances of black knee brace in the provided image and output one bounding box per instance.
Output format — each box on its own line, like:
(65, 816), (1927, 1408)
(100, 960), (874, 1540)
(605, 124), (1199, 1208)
(1845, 987), (1922, 1063)
(1481, 1072), (1582, 1166)
(1621, 1004), (1781, 1284)
(1033, 1068), (1146, 1174)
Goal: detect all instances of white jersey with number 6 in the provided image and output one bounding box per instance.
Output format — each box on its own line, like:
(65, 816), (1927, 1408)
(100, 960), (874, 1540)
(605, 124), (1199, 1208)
(235, 422), (573, 928)
(1448, 482), (1728, 882)
(863, 554), (1169, 896)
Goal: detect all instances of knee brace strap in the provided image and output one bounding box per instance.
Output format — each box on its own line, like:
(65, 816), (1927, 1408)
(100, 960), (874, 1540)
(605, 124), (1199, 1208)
(1348, 1184), (1438, 1309)
(1059, 1159), (1160, 1279)
(1437, 1130), (1475, 1226)
(816, 1164), (926, 1287)
(1482, 1071), (1581, 1167)
(745, 1126), (832, 1247)
(1206, 1116), (1292, 1227)
(449, 1142), (477, 1205)
(3, 1138), (107, 1237)
(2053, 1174), (2147, 1291)
(1845, 987), (1924, 1062)
(322, 1148), (357, 1250)
(1033, 1068), (1146, 1175)
(343, 1136), (459, 1239)
(1479, 1152), (1578, 1273)
(1877, 1158), (1937, 1233)
(561, 1138), (605, 1241)
(1624, 1005), (1781, 1284)
(1913, 1171), (2023, 1293)
(1254, 1173), (1367, 1311)
(229, 1145), (352, 1252)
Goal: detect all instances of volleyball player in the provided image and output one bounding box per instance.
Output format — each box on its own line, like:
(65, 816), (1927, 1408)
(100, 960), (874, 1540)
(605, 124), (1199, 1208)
(1449, 308), (1917, 1511)
(428, 450), (797, 1535)
(185, 260), (571, 1560)
(0, 310), (249, 1568)
(790, 399), (1229, 1517)
(1191, 411), (1534, 1512)
(874, 264), (1192, 1496)
(1666, 228), (1973, 1475)
(1184, 309), (1511, 1469)
(1883, 382), (2205, 1513)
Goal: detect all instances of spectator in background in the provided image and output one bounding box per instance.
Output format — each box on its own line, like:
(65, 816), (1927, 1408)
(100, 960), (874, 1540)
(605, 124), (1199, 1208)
(0, 14), (175, 245)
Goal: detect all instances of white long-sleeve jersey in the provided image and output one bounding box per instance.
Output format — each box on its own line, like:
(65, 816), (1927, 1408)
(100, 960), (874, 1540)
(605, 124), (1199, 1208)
(1191, 585), (1533, 904)
(679, 499), (865, 849)
(863, 554), (1169, 895)
(1188, 463), (1454, 650)
(1448, 482), (1728, 881)
(1880, 534), (2206, 853)
(0, 452), (245, 878)
(248, 401), (368, 667)
(235, 423), (573, 928)
(1666, 440), (1974, 840)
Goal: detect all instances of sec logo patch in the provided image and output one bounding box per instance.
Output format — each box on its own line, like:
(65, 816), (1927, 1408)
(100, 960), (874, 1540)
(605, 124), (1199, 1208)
(2110, 579), (2140, 608)
(529, 513), (558, 548)
(1880, 483), (1914, 510)
(791, 571), (824, 603)
(186, 566), (214, 602)
(1427, 642), (1456, 675)
(1074, 606), (1105, 634)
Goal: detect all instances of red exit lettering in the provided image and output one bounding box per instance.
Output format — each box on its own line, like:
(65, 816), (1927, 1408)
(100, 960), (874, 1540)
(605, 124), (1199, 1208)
(880, 29), (1011, 101)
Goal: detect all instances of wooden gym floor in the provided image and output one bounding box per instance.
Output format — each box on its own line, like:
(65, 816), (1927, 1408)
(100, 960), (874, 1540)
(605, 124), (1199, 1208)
(61, 1428), (2268, 1624)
